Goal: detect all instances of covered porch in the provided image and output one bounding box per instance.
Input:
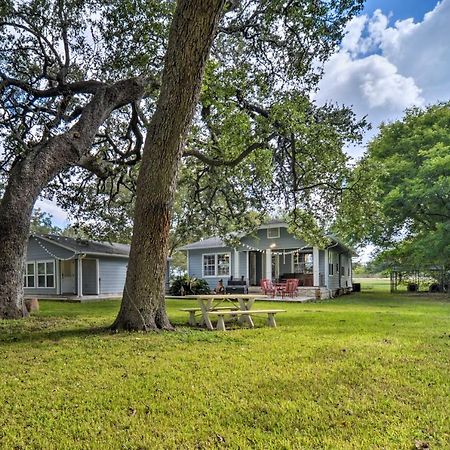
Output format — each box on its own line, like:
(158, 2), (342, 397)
(58, 257), (99, 297)
(234, 246), (325, 287)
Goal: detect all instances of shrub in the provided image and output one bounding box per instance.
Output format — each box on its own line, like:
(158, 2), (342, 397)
(169, 275), (211, 296)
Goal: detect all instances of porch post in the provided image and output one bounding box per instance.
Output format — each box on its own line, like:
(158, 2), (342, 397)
(55, 260), (61, 295)
(77, 257), (83, 298)
(233, 249), (239, 279)
(313, 246), (320, 286)
(245, 251), (249, 282)
(265, 248), (272, 280)
(324, 249), (329, 288)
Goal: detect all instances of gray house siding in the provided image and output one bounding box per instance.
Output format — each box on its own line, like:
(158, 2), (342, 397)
(240, 227), (309, 251)
(319, 250), (325, 286)
(99, 257), (128, 294)
(27, 237), (75, 260)
(82, 258), (98, 295)
(188, 246), (232, 289)
(238, 251), (248, 279)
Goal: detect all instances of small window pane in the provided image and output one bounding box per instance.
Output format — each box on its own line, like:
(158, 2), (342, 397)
(27, 263), (35, 275)
(37, 263), (46, 275)
(38, 275), (46, 287)
(46, 275), (54, 288)
(46, 262), (54, 275)
(27, 276), (35, 288)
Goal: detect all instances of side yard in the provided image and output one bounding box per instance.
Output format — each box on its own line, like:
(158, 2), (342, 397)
(1, 292), (449, 449)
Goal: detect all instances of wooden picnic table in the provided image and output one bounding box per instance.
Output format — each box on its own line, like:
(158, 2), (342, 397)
(182, 294), (258, 330)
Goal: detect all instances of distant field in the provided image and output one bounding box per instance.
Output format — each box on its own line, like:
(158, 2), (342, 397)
(353, 277), (402, 292)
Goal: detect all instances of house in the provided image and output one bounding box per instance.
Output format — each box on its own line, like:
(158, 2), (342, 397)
(24, 234), (172, 299)
(24, 234), (130, 298)
(178, 220), (356, 298)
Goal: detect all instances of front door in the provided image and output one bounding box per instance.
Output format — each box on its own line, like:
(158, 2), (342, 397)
(61, 260), (76, 294)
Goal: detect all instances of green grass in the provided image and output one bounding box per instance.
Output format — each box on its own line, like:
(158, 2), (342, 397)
(1, 292), (449, 449)
(353, 277), (397, 292)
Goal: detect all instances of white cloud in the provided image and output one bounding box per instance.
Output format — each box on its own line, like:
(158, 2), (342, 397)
(315, 0), (450, 157)
(35, 198), (70, 228)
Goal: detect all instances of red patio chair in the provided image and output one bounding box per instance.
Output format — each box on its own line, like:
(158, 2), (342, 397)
(284, 278), (299, 298)
(260, 279), (276, 297)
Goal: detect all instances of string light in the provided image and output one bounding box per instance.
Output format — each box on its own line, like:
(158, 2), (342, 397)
(33, 236), (78, 261)
(238, 242), (309, 255)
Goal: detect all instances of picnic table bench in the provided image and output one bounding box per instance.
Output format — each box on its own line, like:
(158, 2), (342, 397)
(179, 306), (238, 326)
(208, 309), (286, 331)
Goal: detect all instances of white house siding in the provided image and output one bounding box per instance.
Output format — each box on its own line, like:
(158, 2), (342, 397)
(98, 257), (128, 295)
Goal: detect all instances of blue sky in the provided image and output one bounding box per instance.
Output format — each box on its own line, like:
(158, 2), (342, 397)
(363, 0), (440, 22)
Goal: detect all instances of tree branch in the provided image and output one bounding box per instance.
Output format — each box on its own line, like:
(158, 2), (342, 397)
(182, 132), (277, 166)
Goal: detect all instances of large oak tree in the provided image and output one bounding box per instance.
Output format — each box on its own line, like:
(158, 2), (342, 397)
(0, 0), (366, 323)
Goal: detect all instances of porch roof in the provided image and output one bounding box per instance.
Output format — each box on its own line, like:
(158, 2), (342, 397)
(32, 234), (130, 257)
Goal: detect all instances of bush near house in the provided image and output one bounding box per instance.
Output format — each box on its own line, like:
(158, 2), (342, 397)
(169, 275), (211, 296)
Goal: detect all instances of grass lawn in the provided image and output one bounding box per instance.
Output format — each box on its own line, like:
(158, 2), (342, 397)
(1, 292), (449, 449)
(353, 277), (399, 292)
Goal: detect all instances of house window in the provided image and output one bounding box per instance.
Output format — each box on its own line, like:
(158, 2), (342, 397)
(202, 253), (230, 277)
(329, 263), (334, 276)
(23, 262), (35, 288)
(203, 254), (216, 277)
(36, 260), (55, 288)
(293, 253), (313, 274)
(267, 227), (280, 239)
(217, 254), (230, 276)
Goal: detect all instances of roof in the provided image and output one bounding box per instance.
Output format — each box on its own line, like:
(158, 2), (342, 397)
(178, 223), (357, 255)
(32, 234), (130, 257)
(178, 237), (226, 251)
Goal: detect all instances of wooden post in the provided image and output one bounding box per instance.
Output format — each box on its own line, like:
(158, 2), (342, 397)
(77, 257), (83, 298)
(265, 248), (272, 280)
(313, 246), (320, 286)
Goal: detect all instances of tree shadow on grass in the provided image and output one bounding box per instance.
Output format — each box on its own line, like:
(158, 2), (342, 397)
(0, 324), (113, 346)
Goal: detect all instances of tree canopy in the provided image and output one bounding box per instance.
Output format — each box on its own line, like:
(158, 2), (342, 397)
(0, 0), (367, 323)
(346, 103), (450, 268)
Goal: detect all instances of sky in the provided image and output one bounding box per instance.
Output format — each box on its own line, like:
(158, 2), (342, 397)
(315, 0), (448, 157)
(36, 0), (450, 251)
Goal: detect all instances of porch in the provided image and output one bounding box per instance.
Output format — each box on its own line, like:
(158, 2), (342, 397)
(243, 247), (324, 287)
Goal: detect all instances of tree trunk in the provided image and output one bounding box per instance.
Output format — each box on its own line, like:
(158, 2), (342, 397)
(0, 79), (147, 319)
(112, 0), (226, 331)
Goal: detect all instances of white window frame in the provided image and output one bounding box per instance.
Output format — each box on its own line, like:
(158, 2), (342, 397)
(202, 252), (231, 278)
(23, 262), (36, 288)
(36, 260), (56, 288)
(267, 227), (280, 239)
